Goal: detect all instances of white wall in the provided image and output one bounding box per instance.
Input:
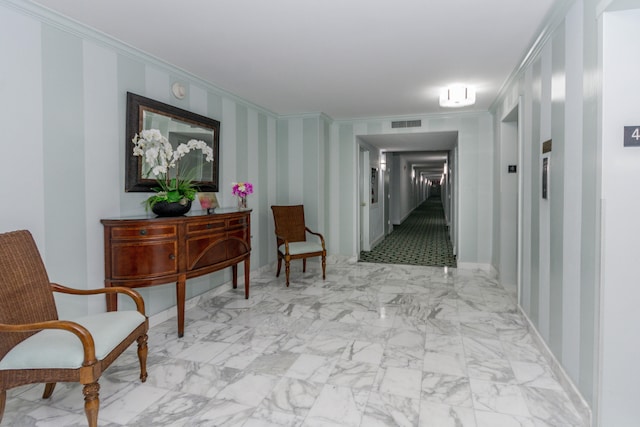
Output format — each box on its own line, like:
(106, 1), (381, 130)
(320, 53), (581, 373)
(599, 7), (640, 425)
(0, 7), (45, 248)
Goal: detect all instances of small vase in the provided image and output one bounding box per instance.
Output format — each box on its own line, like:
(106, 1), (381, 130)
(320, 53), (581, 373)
(237, 196), (247, 209)
(152, 200), (192, 217)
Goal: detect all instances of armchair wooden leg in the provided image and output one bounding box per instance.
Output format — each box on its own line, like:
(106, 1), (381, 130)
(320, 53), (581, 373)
(0, 389), (6, 423)
(42, 383), (56, 398)
(137, 334), (149, 382)
(83, 382), (100, 427)
(303, 259), (307, 273)
(322, 254), (326, 280)
(285, 261), (291, 287)
(276, 257), (282, 277)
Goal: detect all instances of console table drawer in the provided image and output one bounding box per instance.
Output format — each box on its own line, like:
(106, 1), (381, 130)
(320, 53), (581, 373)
(227, 216), (248, 229)
(187, 220), (226, 234)
(228, 227), (250, 243)
(227, 236), (250, 259)
(111, 224), (177, 240)
(110, 241), (178, 279)
(186, 234), (228, 269)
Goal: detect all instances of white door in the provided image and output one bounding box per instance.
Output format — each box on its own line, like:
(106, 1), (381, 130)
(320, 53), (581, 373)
(360, 149), (371, 252)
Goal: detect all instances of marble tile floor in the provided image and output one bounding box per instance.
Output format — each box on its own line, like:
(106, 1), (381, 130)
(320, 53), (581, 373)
(2, 262), (587, 427)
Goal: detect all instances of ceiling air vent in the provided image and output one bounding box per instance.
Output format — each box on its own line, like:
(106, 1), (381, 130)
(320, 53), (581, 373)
(391, 119), (422, 129)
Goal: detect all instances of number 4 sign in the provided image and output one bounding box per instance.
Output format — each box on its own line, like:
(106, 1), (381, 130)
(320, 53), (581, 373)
(624, 126), (640, 147)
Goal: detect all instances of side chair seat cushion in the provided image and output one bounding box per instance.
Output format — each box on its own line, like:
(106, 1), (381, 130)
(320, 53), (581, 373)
(278, 241), (323, 256)
(0, 310), (145, 370)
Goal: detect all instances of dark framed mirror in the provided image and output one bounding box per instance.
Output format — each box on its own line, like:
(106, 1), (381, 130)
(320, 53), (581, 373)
(125, 92), (220, 192)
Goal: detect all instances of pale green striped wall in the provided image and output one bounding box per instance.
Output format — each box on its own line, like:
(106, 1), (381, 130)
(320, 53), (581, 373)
(0, 1), (277, 318)
(491, 0), (599, 408)
(41, 25), (88, 316)
(275, 115), (327, 240)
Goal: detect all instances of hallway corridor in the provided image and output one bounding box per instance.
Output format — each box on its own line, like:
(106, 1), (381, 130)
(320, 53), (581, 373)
(360, 197), (456, 268)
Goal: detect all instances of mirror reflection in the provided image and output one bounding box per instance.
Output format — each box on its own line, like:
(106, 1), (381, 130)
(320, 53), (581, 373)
(125, 92), (220, 192)
(141, 110), (214, 181)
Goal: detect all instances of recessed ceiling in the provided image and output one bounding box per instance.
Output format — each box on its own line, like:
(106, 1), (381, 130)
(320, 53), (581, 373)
(32, 0), (558, 120)
(360, 132), (457, 152)
(360, 132), (456, 180)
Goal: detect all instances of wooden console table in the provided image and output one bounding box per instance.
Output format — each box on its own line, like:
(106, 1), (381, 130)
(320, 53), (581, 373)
(101, 208), (251, 337)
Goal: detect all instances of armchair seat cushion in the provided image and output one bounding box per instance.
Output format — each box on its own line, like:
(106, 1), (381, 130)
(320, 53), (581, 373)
(0, 310), (145, 370)
(279, 241), (323, 256)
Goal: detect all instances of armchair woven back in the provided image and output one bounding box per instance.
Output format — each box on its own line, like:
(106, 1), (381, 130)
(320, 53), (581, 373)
(271, 205), (307, 244)
(0, 230), (59, 360)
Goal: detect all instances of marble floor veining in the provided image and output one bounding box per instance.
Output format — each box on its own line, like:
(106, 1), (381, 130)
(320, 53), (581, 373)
(2, 262), (587, 426)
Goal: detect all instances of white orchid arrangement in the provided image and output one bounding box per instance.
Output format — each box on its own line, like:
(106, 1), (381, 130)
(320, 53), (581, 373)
(132, 129), (214, 209)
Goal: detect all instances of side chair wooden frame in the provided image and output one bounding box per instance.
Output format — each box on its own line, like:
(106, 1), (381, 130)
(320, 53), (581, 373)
(271, 205), (327, 286)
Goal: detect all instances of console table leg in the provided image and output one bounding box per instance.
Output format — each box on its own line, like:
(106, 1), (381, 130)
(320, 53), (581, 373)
(244, 258), (250, 299)
(105, 283), (117, 311)
(176, 278), (186, 338)
(232, 265), (238, 289)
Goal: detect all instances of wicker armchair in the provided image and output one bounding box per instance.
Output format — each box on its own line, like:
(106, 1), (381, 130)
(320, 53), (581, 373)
(271, 205), (326, 286)
(0, 230), (148, 427)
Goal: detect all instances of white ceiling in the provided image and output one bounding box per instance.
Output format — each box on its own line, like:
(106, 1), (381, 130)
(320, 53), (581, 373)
(31, 0), (557, 178)
(33, 0), (557, 120)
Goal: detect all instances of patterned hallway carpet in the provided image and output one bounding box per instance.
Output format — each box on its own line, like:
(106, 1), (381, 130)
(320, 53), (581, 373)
(359, 196), (457, 267)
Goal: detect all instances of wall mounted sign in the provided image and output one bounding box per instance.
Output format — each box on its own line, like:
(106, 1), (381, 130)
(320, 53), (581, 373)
(508, 165), (517, 173)
(624, 126), (640, 147)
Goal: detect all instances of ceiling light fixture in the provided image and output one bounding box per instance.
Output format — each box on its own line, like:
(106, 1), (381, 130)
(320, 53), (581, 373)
(439, 84), (476, 108)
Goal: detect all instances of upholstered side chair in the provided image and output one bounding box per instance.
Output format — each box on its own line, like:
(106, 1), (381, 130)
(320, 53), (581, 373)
(271, 205), (326, 286)
(0, 230), (149, 427)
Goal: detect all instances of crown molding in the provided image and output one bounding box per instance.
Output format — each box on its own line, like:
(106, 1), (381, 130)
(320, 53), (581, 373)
(333, 109), (491, 125)
(1, 0), (278, 119)
(489, 0), (577, 114)
(597, 0), (640, 15)
(277, 112), (334, 123)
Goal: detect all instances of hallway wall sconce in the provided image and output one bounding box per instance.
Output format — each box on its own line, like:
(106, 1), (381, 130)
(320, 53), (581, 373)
(439, 84), (475, 108)
(380, 158), (386, 171)
(172, 82), (186, 99)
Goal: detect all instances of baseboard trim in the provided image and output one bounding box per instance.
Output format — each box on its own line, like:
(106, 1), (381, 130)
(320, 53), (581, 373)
(489, 264), (499, 278)
(370, 234), (385, 249)
(518, 305), (592, 426)
(456, 262), (493, 272)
